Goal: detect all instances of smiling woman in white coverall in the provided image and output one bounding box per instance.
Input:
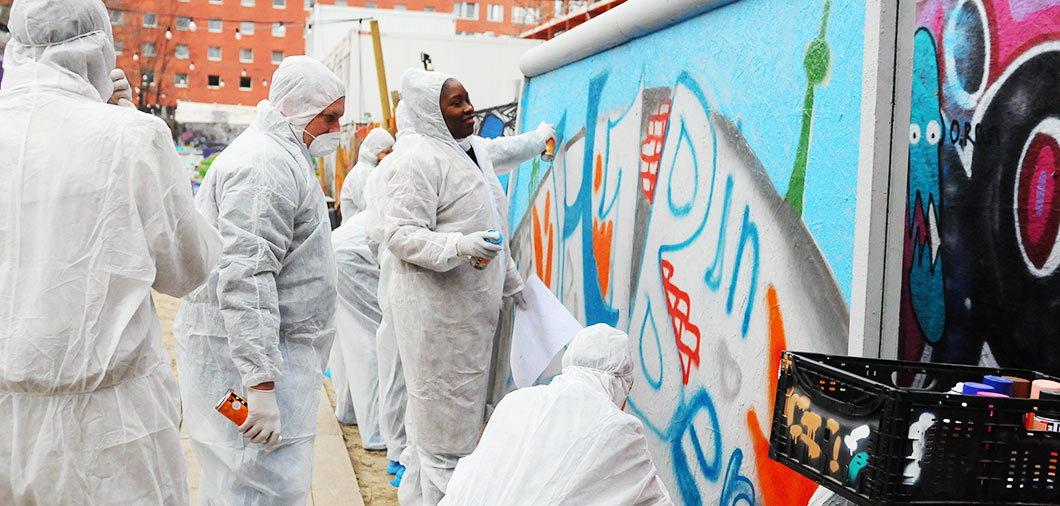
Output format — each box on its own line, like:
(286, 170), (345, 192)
(0, 0), (221, 503)
(440, 324), (674, 506)
(173, 56), (345, 504)
(339, 127), (394, 222)
(382, 69), (554, 505)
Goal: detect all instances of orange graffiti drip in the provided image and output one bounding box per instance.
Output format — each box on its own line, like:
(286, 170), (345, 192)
(594, 153), (603, 192)
(592, 217), (613, 297)
(746, 285), (817, 506)
(532, 192), (554, 288)
(334, 144), (348, 202)
(659, 259), (701, 384)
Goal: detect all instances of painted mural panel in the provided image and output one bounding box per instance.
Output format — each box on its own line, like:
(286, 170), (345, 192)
(899, 0), (1060, 375)
(507, 1), (865, 504)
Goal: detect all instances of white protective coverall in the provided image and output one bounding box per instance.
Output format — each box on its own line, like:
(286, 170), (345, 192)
(383, 69), (551, 505)
(339, 127), (394, 221)
(328, 212), (386, 449)
(366, 99), (546, 468)
(0, 0), (221, 503)
(173, 56), (344, 504)
(440, 325), (674, 506)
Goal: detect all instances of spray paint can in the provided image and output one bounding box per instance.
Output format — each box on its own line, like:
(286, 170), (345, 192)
(469, 229), (502, 270)
(541, 137), (556, 162)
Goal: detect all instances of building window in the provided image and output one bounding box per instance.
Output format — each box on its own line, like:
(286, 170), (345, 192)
(207, 75), (221, 89)
(114, 40), (124, 54)
(175, 44), (189, 59)
(365, 1), (376, 7)
(272, 50), (285, 64)
(335, 0), (347, 5)
(208, 46), (222, 61)
(454, 2), (478, 20)
(175, 73), (189, 88)
(305, 0), (314, 9)
(109, 10), (123, 26)
(242, 0), (255, 5)
(240, 21), (255, 35)
(209, 0), (222, 4)
(176, 16), (191, 31)
(273, 0), (286, 8)
(240, 48), (254, 63)
(512, 6), (539, 24)
(272, 22), (286, 37)
(240, 76), (253, 90)
(394, 3), (406, 10)
(487, 4), (503, 22)
(209, 18), (222, 33)
(143, 13), (157, 28)
(424, 6), (435, 12)
(142, 42), (156, 57)
(141, 71), (155, 88)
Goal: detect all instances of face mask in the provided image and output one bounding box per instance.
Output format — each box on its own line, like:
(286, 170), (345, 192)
(304, 130), (341, 157)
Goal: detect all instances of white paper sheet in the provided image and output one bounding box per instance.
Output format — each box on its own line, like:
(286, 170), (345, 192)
(511, 273), (584, 388)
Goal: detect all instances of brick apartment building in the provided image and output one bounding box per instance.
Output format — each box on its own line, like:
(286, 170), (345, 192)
(104, 0), (309, 111)
(94, 0), (546, 113)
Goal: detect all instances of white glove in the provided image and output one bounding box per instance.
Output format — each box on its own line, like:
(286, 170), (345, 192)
(108, 69), (135, 108)
(511, 291), (527, 310)
(239, 386), (282, 451)
(534, 121), (556, 145)
(456, 231), (503, 259)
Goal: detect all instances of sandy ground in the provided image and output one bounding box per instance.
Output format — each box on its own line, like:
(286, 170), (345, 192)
(154, 291), (398, 506)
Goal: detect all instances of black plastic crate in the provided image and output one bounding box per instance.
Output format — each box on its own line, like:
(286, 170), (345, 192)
(768, 351), (1060, 505)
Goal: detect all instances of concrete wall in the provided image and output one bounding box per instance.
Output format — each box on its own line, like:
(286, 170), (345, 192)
(506, 0), (868, 504)
(897, 0), (1060, 375)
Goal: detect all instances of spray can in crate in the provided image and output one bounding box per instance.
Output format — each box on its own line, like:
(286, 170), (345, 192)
(469, 229), (502, 270)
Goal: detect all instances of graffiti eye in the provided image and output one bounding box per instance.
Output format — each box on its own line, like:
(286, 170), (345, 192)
(926, 120), (941, 145)
(910, 123), (922, 144)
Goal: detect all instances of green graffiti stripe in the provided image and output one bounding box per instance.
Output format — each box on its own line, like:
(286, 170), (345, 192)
(785, 0), (832, 216)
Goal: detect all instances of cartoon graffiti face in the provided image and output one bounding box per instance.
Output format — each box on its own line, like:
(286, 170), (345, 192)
(906, 28), (946, 346)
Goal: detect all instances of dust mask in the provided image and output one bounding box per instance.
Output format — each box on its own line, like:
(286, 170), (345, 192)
(304, 130), (341, 157)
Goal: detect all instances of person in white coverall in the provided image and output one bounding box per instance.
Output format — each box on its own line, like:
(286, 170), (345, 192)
(339, 127), (394, 221)
(329, 213), (387, 450)
(173, 56), (344, 504)
(365, 100), (552, 487)
(440, 324), (674, 506)
(382, 68), (555, 504)
(0, 0), (221, 503)
(330, 129), (394, 452)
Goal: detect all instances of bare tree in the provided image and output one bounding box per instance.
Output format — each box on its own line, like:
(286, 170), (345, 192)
(106, 0), (179, 122)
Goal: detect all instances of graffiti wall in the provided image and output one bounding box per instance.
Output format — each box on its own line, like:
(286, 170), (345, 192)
(899, 0), (1060, 374)
(508, 1), (865, 504)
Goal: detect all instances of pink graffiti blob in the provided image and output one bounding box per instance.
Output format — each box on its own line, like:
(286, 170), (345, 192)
(1017, 130), (1060, 272)
(659, 259), (701, 384)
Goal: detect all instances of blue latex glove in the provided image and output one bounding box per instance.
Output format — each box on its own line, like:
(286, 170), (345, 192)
(387, 460), (401, 475)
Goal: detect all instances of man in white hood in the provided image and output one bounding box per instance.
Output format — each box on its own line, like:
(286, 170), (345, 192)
(440, 324), (674, 506)
(0, 0), (220, 503)
(174, 56), (344, 504)
(339, 127), (394, 221)
(382, 68), (554, 504)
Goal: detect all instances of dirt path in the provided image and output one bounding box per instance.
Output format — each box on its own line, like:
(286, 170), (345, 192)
(154, 291), (398, 505)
